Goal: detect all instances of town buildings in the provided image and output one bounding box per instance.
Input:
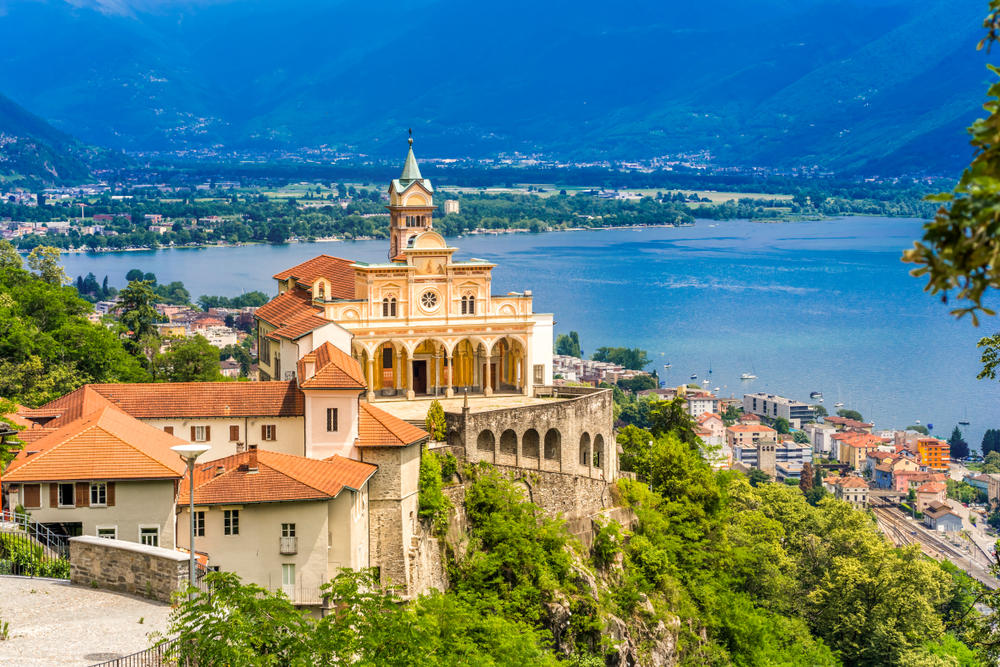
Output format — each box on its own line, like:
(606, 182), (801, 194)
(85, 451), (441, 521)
(914, 481), (947, 513)
(923, 502), (963, 532)
(742, 392), (816, 428)
(916, 438), (950, 471)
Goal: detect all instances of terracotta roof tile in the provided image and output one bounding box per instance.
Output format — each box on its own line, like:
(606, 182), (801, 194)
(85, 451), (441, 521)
(916, 481), (947, 493)
(727, 424), (776, 433)
(272, 255), (356, 298)
(267, 310), (330, 341)
(357, 402), (428, 448)
(4, 406), (187, 482)
(179, 450), (376, 505)
(256, 287), (320, 329)
(27, 383), (305, 421)
(299, 342), (366, 390)
(837, 476), (868, 489)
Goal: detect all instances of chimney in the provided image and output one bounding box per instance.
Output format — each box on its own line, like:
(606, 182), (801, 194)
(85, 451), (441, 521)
(248, 444), (259, 473)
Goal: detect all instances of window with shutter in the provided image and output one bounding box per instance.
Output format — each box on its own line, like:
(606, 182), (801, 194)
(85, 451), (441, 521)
(75, 482), (89, 507)
(229, 425), (240, 442)
(190, 426), (197, 441)
(164, 426), (174, 435)
(107, 482), (116, 507)
(49, 483), (58, 507)
(327, 408), (338, 432)
(23, 484), (40, 509)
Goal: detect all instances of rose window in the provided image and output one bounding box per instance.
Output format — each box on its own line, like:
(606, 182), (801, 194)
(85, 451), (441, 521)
(421, 291), (438, 310)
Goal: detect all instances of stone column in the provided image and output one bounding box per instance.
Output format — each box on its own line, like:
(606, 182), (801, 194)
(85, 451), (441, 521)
(521, 355), (529, 396)
(394, 350), (402, 395)
(406, 353), (415, 400)
(433, 352), (442, 396)
(484, 345), (493, 397)
(445, 350), (455, 398)
(366, 356), (375, 402)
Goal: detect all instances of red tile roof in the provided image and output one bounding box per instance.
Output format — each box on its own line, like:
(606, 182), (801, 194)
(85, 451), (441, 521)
(357, 402), (428, 448)
(727, 424), (776, 433)
(4, 406), (187, 482)
(24, 383), (304, 421)
(298, 342), (366, 390)
(268, 310), (330, 341)
(697, 412), (722, 424)
(916, 481), (946, 494)
(256, 287), (319, 328)
(824, 415), (874, 429)
(836, 476), (869, 489)
(272, 255), (356, 298)
(178, 449), (376, 505)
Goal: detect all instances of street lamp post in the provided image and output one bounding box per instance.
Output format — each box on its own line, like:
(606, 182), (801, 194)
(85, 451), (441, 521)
(171, 443), (211, 594)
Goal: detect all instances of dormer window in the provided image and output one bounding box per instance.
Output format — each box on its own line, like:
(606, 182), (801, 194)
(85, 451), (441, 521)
(317, 283), (325, 300)
(382, 297), (397, 317)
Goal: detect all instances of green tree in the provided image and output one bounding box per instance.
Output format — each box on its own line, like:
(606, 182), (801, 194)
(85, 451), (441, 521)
(793, 430), (810, 444)
(153, 281), (191, 305)
(591, 346), (650, 370)
(424, 399), (447, 441)
(26, 246), (67, 285)
(812, 403), (828, 418)
(773, 417), (791, 434)
(555, 330), (582, 357)
(721, 403), (741, 426)
(115, 280), (160, 356)
(417, 448), (451, 537)
(799, 461), (815, 495)
(837, 408), (864, 422)
(0, 240), (22, 270)
(983, 429), (1000, 456)
(125, 268), (145, 282)
(648, 396), (698, 444)
(950, 426), (971, 460)
(909, 424), (931, 436)
(616, 374), (657, 393)
(151, 335), (223, 382)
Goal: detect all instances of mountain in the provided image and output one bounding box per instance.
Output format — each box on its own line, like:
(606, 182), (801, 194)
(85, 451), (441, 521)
(0, 0), (992, 174)
(0, 91), (95, 184)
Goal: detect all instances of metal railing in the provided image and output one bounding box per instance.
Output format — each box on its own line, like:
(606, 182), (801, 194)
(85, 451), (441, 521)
(279, 536), (297, 554)
(89, 638), (189, 667)
(0, 509), (70, 578)
(0, 509), (70, 559)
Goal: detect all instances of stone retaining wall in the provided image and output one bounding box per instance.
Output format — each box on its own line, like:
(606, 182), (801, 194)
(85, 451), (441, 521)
(69, 536), (188, 602)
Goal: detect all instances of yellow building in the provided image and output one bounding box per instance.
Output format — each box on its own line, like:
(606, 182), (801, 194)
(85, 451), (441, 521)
(256, 137), (554, 400)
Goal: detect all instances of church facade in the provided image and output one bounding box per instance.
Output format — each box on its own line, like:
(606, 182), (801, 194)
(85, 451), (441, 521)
(255, 139), (554, 400)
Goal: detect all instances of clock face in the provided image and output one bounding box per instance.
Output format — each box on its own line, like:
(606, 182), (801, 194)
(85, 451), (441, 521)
(420, 291), (439, 311)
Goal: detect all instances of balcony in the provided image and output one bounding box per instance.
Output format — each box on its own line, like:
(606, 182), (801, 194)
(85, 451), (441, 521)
(279, 536), (297, 555)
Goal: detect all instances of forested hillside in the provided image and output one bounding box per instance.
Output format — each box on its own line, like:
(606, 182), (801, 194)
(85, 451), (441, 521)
(0, 0), (991, 173)
(0, 92), (94, 184)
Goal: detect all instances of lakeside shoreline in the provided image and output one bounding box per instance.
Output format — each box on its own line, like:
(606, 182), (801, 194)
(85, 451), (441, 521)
(22, 214), (922, 256)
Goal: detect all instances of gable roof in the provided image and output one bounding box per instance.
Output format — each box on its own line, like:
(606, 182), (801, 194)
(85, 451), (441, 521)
(255, 287), (322, 330)
(22, 383), (305, 422)
(271, 255), (356, 297)
(916, 481), (946, 493)
(836, 476), (868, 489)
(727, 424), (776, 433)
(4, 406), (187, 482)
(178, 449), (376, 505)
(357, 402), (428, 448)
(298, 342), (366, 390)
(697, 412), (722, 424)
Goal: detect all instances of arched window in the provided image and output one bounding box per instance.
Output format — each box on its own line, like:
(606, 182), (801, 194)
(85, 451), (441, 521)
(544, 429), (561, 461)
(461, 295), (477, 315)
(382, 297), (397, 317)
(593, 434), (604, 468)
(477, 430), (496, 452)
(522, 429), (540, 458)
(579, 433), (591, 466)
(500, 430), (517, 456)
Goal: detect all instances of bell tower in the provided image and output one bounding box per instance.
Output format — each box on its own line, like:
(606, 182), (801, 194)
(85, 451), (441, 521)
(387, 131), (435, 260)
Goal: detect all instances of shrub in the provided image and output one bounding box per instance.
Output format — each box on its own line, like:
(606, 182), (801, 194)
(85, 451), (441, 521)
(591, 520), (622, 568)
(418, 449), (452, 536)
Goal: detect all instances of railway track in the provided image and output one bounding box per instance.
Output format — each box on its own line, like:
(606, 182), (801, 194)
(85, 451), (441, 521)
(872, 506), (999, 589)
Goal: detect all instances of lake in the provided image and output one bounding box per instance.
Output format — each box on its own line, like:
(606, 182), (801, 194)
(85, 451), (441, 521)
(58, 217), (1000, 450)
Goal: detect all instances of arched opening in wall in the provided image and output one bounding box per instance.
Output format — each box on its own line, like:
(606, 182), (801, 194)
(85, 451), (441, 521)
(544, 429), (561, 461)
(579, 432), (591, 466)
(499, 429), (518, 457)
(477, 430), (496, 452)
(593, 434), (604, 468)
(522, 429), (540, 458)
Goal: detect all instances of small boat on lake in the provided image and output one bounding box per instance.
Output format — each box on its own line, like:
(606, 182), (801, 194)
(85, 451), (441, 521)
(740, 372), (757, 380)
(810, 391), (823, 399)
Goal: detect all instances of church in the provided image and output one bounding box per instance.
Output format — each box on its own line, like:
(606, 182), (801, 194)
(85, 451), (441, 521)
(255, 137), (554, 401)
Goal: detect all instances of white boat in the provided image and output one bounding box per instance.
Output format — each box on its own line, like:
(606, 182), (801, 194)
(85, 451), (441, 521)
(834, 402), (844, 408)
(740, 373), (756, 380)
(690, 373), (698, 380)
(702, 379), (710, 386)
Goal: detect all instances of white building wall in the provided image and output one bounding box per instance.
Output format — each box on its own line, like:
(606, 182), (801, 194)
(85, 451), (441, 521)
(531, 313), (554, 387)
(141, 416), (305, 462)
(19, 480), (178, 548)
(303, 392), (362, 460)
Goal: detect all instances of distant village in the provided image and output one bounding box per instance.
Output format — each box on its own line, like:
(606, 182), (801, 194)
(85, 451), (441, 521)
(552, 352), (996, 582)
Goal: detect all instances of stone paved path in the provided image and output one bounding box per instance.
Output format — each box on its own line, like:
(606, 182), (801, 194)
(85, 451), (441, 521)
(0, 576), (171, 666)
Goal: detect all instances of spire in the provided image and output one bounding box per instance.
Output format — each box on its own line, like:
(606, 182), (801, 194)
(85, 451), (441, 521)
(400, 129), (423, 182)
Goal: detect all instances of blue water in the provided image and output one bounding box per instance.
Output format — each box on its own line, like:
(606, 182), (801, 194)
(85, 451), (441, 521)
(58, 217), (1000, 449)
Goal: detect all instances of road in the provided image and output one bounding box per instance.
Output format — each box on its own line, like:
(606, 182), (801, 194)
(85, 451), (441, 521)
(872, 505), (999, 589)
